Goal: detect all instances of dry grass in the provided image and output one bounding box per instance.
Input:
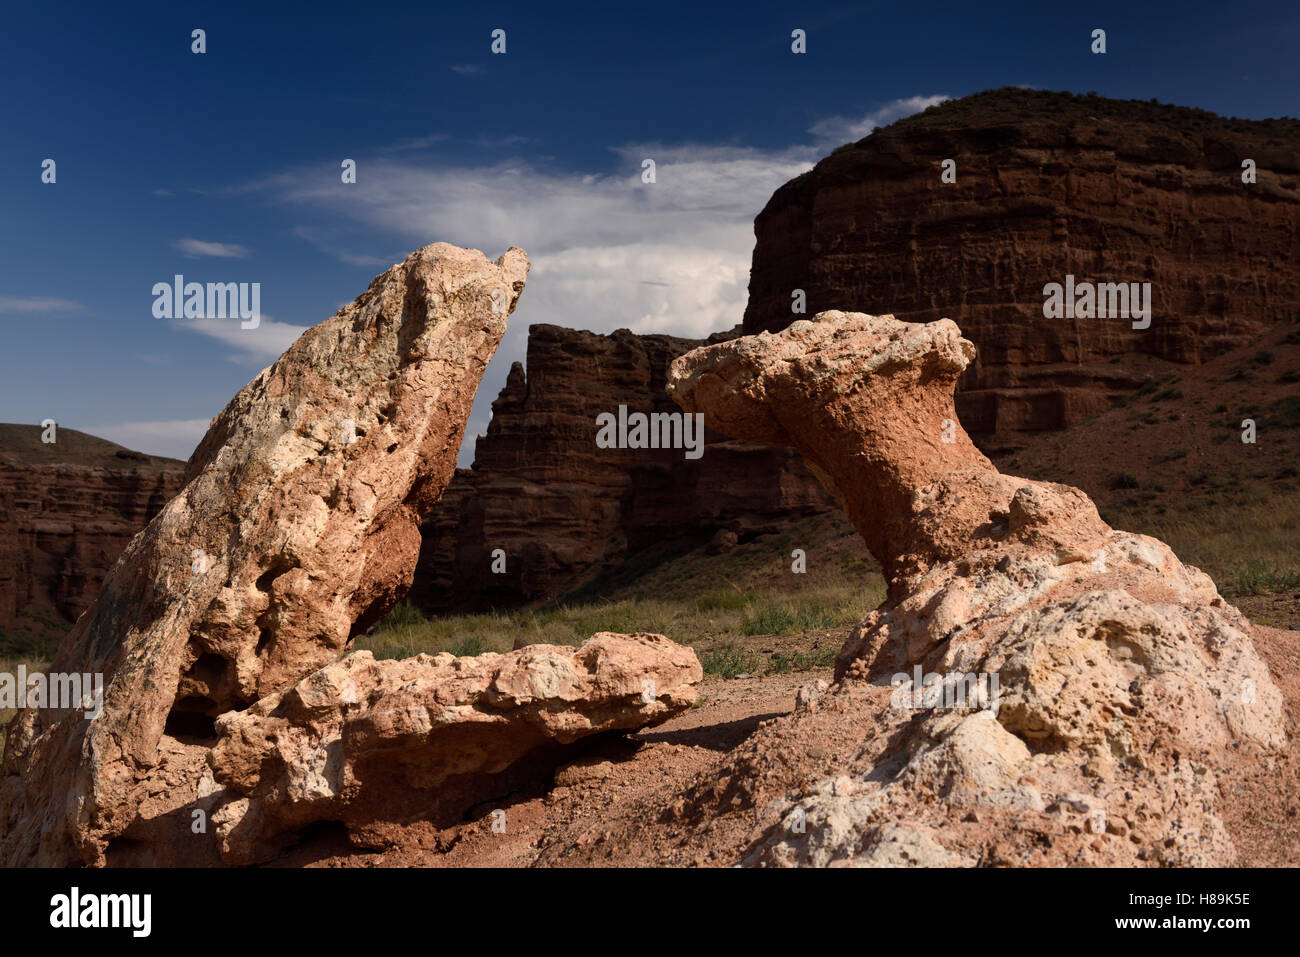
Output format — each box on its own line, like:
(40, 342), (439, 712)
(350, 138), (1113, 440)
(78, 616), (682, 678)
(356, 514), (886, 676)
(1098, 484), (1300, 597)
(357, 480), (1300, 676)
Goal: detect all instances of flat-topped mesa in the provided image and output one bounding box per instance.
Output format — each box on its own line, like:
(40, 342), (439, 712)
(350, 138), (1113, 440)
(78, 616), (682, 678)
(1, 243), (529, 867)
(667, 310), (1111, 589)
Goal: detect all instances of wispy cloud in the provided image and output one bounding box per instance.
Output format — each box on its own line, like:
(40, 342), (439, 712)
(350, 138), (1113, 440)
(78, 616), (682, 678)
(450, 64), (485, 77)
(173, 314), (309, 363)
(806, 94), (950, 149)
(172, 238), (250, 259)
(289, 225), (393, 267)
(245, 95), (944, 462)
(0, 296), (85, 313)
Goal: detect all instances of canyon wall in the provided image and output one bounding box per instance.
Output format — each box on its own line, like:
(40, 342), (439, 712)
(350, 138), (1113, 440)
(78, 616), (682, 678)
(743, 88), (1300, 451)
(0, 424), (185, 648)
(410, 324), (837, 613)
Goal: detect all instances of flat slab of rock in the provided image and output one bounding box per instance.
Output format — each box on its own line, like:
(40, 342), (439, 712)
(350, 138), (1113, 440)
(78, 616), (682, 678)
(1, 243), (529, 866)
(209, 632), (701, 864)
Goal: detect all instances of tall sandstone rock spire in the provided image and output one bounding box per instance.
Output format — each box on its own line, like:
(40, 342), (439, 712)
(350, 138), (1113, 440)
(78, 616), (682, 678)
(1, 244), (529, 866)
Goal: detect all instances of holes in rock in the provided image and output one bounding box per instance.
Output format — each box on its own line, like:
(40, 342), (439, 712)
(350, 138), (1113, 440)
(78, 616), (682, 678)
(188, 652), (228, 690)
(165, 702), (218, 740)
(385, 443), (398, 454)
(175, 651), (242, 718)
(255, 555), (301, 594)
(256, 628), (273, 657)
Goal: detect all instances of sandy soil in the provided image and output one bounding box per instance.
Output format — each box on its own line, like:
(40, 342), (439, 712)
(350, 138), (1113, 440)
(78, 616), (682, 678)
(272, 669), (825, 868)
(268, 611), (1299, 868)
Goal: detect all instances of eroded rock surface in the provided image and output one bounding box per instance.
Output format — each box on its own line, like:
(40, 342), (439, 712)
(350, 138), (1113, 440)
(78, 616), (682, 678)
(209, 632), (701, 864)
(1, 243), (530, 866)
(742, 89), (1300, 451)
(668, 310), (1286, 866)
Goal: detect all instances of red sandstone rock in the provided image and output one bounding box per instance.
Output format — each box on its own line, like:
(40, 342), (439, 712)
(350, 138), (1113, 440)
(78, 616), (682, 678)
(0, 243), (529, 866)
(0, 426), (185, 643)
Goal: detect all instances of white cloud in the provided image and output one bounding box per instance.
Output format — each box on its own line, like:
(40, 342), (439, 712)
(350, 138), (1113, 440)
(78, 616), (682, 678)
(88, 418), (211, 461)
(245, 95), (944, 463)
(173, 314), (309, 363)
(173, 238), (250, 259)
(0, 296), (85, 313)
(807, 94), (950, 149)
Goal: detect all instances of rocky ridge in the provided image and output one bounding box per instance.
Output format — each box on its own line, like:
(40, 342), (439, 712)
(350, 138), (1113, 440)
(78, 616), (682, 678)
(0, 425), (185, 649)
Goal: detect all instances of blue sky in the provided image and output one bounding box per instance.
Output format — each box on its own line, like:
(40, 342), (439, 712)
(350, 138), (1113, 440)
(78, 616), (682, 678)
(2, 0), (1297, 463)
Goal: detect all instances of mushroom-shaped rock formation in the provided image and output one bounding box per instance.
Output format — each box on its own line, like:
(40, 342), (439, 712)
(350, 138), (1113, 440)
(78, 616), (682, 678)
(1, 243), (532, 866)
(667, 310), (1285, 866)
(667, 311), (1112, 592)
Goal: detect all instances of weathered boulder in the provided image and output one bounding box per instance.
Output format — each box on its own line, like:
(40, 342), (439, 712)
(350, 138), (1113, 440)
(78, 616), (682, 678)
(669, 310), (1286, 866)
(0, 243), (530, 866)
(208, 632), (701, 864)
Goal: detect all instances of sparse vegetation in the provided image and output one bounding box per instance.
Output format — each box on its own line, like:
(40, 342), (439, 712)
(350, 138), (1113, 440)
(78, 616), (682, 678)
(356, 515), (885, 678)
(1261, 395), (1300, 429)
(1225, 560), (1300, 597)
(700, 644), (760, 678)
(1099, 485), (1300, 598)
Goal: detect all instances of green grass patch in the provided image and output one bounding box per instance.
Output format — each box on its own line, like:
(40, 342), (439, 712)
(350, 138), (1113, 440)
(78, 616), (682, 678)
(1224, 560), (1300, 596)
(700, 644), (760, 678)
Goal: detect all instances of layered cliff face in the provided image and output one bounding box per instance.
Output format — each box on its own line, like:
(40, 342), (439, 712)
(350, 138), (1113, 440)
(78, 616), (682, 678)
(743, 89), (1300, 452)
(410, 324), (837, 613)
(0, 424), (185, 651)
